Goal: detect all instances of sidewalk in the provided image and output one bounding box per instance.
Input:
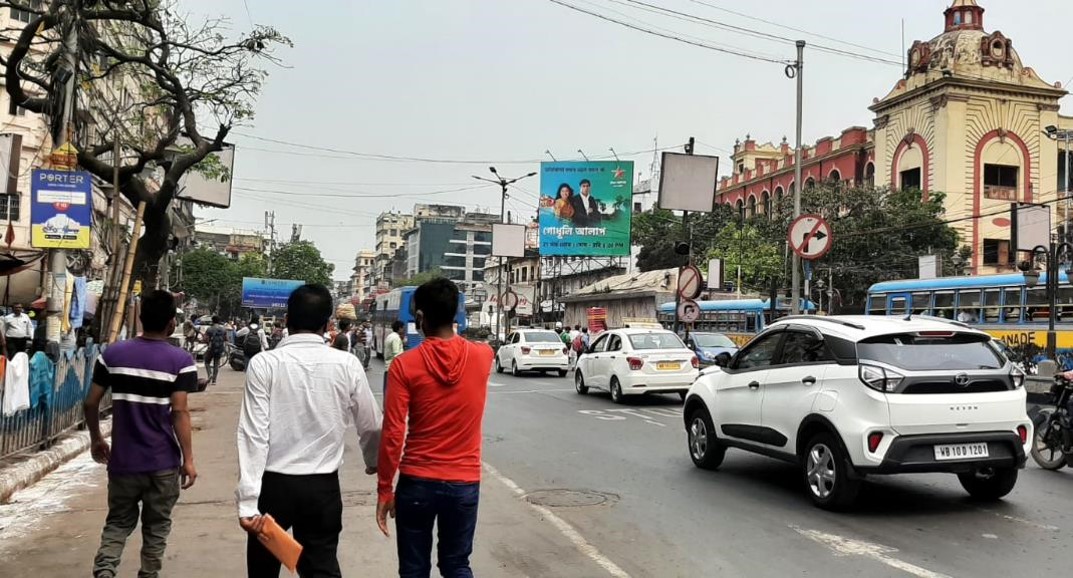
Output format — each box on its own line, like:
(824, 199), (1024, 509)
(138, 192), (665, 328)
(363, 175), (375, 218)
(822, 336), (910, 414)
(0, 360), (611, 577)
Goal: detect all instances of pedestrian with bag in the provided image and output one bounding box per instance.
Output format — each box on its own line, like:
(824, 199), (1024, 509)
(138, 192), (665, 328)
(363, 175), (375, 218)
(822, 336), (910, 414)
(332, 319), (352, 352)
(382, 320), (405, 393)
(83, 290), (199, 578)
(237, 318), (268, 361)
(237, 284), (382, 578)
(204, 315), (227, 386)
(377, 278), (493, 577)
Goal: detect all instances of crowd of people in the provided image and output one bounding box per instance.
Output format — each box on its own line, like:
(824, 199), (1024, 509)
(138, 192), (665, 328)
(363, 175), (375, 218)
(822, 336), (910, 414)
(83, 278), (490, 578)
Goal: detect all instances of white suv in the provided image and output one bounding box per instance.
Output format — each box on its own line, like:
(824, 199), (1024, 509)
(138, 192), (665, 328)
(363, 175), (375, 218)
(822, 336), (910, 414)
(682, 315), (1031, 510)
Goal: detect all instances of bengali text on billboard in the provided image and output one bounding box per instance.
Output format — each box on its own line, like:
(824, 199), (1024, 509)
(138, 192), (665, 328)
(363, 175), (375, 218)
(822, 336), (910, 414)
(241, 277), (304, 309)
(538, 161), (633, 256)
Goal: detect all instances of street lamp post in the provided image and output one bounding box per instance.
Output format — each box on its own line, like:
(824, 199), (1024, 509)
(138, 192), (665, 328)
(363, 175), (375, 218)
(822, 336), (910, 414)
(1044, 125), (1073, 241)
(1020, 242), (1073, 360)
(951, 253), (965, 276)
(472, 167), (537, 342)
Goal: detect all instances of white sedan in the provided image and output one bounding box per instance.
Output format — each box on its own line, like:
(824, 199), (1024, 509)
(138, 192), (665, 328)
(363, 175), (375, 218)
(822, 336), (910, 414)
(575, 328), (699, 403)
(495, 329), (571, 377)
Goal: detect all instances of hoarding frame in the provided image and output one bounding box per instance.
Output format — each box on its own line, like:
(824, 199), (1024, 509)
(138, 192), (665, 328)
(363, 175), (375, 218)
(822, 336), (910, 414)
(538, 160), (634, 257)
(657, 152), (719, 213)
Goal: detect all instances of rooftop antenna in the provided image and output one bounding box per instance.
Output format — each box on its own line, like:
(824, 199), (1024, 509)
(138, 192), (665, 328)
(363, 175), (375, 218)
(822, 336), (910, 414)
(577, 149), (590, 161)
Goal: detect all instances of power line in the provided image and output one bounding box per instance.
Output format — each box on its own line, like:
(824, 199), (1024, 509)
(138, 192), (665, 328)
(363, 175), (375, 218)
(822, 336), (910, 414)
(232, 184), (492, 200)
(545, 0), (787, 64)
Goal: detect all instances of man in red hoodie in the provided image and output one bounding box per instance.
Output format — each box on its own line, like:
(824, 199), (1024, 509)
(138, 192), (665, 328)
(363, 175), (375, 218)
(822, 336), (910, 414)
(377, 278), (493, 578)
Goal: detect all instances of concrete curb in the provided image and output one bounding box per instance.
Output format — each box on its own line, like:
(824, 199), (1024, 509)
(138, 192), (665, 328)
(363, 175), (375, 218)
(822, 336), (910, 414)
(0, 419), (110, 504)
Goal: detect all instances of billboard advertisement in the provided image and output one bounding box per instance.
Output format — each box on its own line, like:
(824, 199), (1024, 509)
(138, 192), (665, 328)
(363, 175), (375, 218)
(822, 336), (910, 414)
(538, 161), (633, 256)
(241, 277), (304, 308)
(31, 169), (93, 249)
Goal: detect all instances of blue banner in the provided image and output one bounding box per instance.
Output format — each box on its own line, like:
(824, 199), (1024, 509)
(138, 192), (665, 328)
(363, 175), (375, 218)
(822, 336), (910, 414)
(241, 277), (304, 309)
(538, 161), (633, 256)
(31, 169), (93, 249)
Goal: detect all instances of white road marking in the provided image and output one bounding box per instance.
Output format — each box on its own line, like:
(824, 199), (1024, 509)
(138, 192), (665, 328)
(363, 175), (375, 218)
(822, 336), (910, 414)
(791, 526), (951, 578)
(974, 508), (1060, 532)
(489, 382), (508, 387)
(641, 408), (682, 418)
(607, 408), (666, 427)
(492, 388), (575, 394)
(483, 463), (631, 578)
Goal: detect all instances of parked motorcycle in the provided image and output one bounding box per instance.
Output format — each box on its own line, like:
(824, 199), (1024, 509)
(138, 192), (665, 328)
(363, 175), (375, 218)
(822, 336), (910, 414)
(227, 342), (247, 372)
(1029, 373), (1073, 470)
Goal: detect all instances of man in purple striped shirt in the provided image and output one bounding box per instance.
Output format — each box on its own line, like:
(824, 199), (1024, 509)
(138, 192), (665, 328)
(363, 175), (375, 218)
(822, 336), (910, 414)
(84, 290), (198, 578)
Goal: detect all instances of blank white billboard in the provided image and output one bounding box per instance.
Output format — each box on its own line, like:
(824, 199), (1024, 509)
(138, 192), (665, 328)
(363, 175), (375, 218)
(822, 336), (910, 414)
(658, 152), (719, 213)
(177, 141), (235, 209)
(1013, 203), (1051, 252)
(492, 223), (526, 257)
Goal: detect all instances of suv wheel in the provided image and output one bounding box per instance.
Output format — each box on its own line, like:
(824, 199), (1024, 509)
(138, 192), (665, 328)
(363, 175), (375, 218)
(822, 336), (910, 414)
(610, 377), (624, 404)
(957, 467), (1018, 501)
(575, 371), (589, 395)
(687, 408), (725, 470)
(511, 360), (520, 377)
(802, 433), (861, 510)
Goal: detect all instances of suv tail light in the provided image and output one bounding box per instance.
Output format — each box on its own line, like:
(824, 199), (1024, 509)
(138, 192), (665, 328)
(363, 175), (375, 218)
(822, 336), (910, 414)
(627, 357), (644, 370)
(858, 363), (905, 393)
(1010, 367), (1025, 389)
(1017, 425), (1028, 443)
(521, 346), (531, 355)
(690, 355), (700, 369)
(867, 432), (883, 453)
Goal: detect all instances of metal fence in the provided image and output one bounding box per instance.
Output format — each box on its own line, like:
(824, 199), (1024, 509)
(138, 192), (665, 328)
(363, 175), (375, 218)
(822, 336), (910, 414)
(0, 343), (107, 461)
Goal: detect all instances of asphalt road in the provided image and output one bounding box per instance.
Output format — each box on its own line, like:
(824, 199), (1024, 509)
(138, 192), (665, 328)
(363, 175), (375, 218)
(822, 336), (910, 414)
(481, 368), (1073, 578)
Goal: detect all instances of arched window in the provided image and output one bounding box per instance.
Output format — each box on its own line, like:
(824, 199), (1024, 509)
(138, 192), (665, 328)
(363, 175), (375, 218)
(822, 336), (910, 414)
(805, 177), (816, 190)
(774, 186), (784, 212)
(735, 199), (744, 220)
(747, 195), (757, 217)
(761, 191), (771, 215)
(828, 169), (841, 183)
(864, 163), (875, 187)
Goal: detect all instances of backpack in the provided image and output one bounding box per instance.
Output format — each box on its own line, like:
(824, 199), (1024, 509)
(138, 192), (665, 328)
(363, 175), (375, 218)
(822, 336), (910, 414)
(572, 334), (584, 353)
(243, 330), (263, 357)
(269, 328), (284, 349)
(208, 326), (226, 355)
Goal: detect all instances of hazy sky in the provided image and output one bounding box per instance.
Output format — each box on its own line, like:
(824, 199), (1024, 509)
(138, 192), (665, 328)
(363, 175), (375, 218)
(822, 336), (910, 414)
(186, 0), (1073, 280)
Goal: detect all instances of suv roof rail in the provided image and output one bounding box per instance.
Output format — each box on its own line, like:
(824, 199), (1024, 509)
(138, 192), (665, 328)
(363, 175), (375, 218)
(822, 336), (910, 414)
(903, 314), (972, 329)
(774, 315), (866, 330)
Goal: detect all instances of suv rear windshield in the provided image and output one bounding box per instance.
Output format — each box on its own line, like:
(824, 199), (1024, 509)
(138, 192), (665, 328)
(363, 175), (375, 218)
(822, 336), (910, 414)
(524, 331), (561, 344)
(857, 332), (1003, 371)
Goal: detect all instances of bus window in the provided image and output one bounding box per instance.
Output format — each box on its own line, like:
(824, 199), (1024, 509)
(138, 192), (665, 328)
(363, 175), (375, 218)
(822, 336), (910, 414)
(745, 313), (759, 333)
(1059, 287), (1073, 320)
(933, 291), (955, 319)
(983, 289), (1001, 322)
(956, 289), (982, 323)
(1026, 287), (1049, 321)
(912, 292), (931, 316)
(1002, 287), (1022, 323)
(867, 295), (885, 316)
(889, 296), (908, 317)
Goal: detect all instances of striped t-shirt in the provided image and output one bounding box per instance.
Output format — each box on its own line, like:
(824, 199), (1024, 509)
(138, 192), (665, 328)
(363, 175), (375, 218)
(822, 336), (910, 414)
(93, 337), (198, 474)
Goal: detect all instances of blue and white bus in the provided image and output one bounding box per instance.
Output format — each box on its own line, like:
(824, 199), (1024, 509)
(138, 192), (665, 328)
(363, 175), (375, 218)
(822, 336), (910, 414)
(371, 286), (468, 357)
(866, 273), (1073, 367)
(657, 298), (815, 347)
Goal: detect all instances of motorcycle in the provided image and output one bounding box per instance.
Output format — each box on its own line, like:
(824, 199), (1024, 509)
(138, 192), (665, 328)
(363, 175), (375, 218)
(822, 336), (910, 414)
(227, 342), (247, 372)
(1029, 372), (1073, 470)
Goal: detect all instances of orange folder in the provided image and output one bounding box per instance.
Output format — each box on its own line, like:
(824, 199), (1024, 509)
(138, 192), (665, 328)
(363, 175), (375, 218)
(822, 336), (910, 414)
(257, 514), (303, 573)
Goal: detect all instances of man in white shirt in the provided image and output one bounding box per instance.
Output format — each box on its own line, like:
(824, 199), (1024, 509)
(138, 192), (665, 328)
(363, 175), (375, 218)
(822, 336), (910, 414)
(4, 303), (34, 356)
(236, 284), (382, 577)
(235, 318), (269, 351)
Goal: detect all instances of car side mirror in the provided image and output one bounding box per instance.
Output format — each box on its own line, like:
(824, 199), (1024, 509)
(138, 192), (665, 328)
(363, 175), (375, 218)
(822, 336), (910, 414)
(715, 352), (731, 367)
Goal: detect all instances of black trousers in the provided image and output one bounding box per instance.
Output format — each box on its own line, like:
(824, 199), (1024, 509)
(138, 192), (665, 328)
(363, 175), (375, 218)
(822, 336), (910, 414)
(247, 471), (343, 578)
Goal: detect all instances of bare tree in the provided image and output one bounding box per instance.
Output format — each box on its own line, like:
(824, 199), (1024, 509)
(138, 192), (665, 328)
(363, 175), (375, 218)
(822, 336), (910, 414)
(0, 0), (289, 283)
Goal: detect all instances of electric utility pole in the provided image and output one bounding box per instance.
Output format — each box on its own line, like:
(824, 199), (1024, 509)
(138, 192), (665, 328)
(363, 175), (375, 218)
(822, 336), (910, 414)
(788, 41), (805, 315)
(472, 167), (536, 340)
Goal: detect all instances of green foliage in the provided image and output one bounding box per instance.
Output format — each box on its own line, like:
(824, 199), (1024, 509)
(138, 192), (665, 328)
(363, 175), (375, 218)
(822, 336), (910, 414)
(631, 204), (737, 272)
(270, 241), (334, 286)
(707, 223), (785, 291)
(179, 248), (269, 318)
(394, 269), (445, 288)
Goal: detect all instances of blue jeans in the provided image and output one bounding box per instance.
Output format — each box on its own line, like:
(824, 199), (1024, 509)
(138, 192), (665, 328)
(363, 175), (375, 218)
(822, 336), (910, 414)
(395, 476), (480, 578)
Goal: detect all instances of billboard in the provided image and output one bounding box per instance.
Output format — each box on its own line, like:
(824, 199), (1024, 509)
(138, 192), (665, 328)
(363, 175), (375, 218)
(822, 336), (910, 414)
(176, 138), (235, 209)
(538, 161), (633, 256)
(491, 223), (526, 257)
(241, 277), (304, 308)
(658, 152), (719, 212)
(31, 169), (92, 249)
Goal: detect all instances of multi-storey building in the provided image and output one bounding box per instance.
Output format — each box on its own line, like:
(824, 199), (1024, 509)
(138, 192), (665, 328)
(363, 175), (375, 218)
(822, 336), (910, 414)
(373, 210), (413, 285)
(350, 249), (376, 301)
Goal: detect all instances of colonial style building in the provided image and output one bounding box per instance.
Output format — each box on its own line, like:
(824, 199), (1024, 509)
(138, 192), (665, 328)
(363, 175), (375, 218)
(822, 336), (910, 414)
(718, 0), (1069, 275)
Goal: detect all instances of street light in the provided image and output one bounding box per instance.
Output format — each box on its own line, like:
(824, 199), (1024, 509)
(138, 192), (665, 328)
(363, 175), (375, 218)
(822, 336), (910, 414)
(1020, 242), (1073, 359)
(951, 253), (965, 276)
(1043, 126), (1073, 242)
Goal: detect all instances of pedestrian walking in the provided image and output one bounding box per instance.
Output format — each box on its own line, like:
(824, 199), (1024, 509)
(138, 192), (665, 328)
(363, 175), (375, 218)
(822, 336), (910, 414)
(83, 290), (199, 578)
(382, 320), (405, 392)
(362, 322), (373, 370)
(237, 318), (268, 361)
(377, 278), (493, 577)
(332, 319), (352, 351)
(4, 303), (33, 357)
(237, 284), (382, 578)
(204, 315), (227, 385)
(182, 319), (198, 354)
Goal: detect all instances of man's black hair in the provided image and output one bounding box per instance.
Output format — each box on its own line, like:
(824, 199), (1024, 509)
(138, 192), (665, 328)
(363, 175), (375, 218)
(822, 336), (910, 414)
(413, 277), (459, 330)
(212, 315), (221, 324)
(574, 324), (580, 330)
(286, 284), (333, 333)
(250, 316), (260, 326)
(140, 290), (177, 333)
(392, 320), (405, 332)
(338, 318), (353, 331)
(579, 178), (591, 187)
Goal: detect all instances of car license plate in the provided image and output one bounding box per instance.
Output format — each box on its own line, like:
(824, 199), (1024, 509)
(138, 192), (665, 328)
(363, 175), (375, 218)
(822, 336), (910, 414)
(539, 350), (555, 356)
(657, 361), (680, 371)
(933, 442), (989, 461)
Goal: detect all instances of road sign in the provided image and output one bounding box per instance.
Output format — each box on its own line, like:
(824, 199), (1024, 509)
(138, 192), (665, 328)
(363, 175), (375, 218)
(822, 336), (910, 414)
(502, 290), (519, 310)
(677, 264), (702, 299)
(678, 299), (700, 323)
(788, 214), (833, 260)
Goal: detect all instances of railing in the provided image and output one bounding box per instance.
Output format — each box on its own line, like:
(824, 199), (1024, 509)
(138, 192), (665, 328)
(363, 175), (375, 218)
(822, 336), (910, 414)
(983, 184), (1017, 201)
(0, 343), (107, 461)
